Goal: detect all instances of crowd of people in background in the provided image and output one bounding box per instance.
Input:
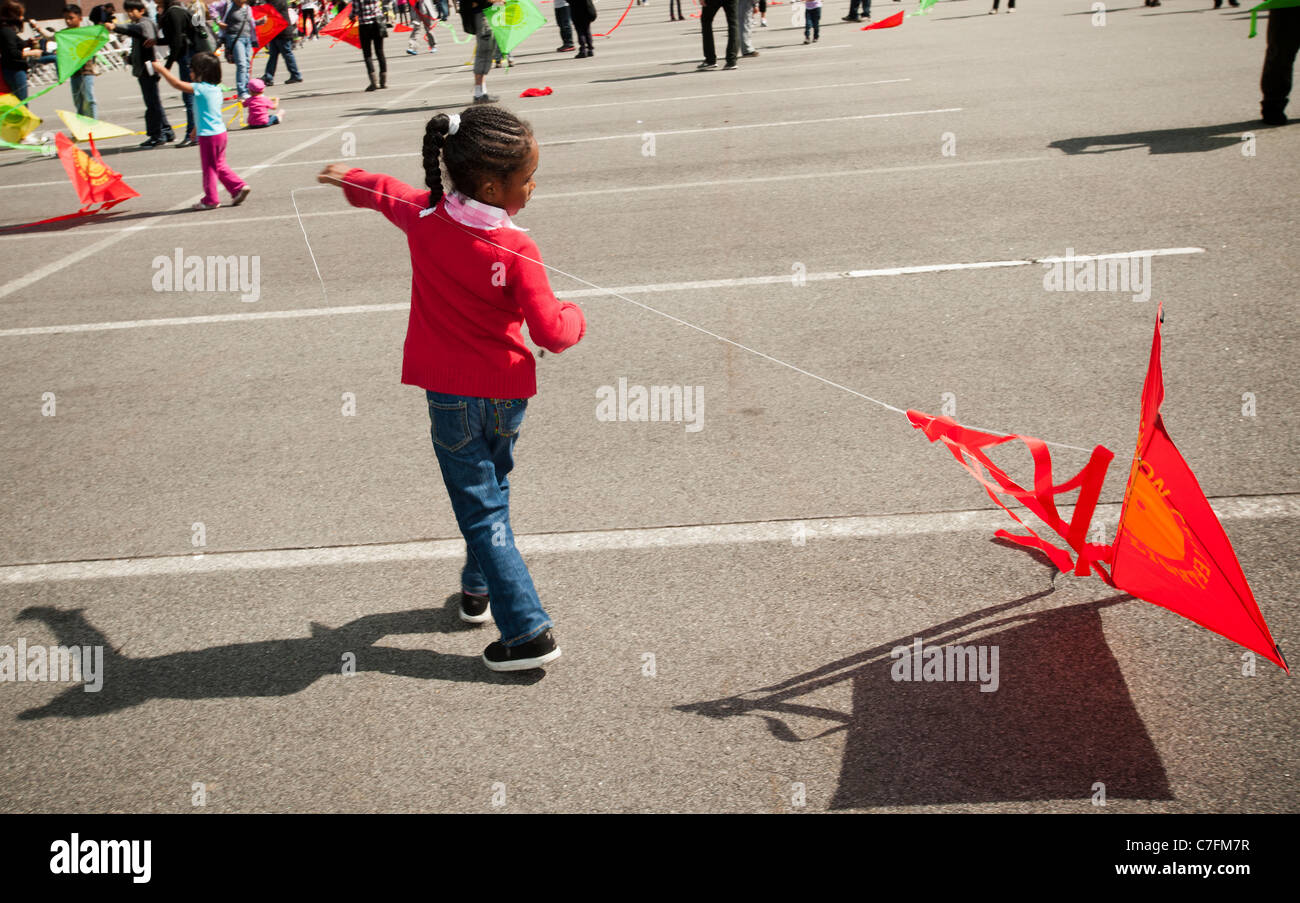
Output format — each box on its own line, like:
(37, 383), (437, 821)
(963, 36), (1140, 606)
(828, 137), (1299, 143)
(2, 0), (1298, 141)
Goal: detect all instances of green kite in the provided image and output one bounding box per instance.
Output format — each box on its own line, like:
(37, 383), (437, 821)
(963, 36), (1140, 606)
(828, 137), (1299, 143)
(486, 0), (546, 56)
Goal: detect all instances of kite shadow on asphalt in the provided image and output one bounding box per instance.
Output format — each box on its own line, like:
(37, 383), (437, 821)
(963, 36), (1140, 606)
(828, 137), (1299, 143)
(1049, 120), (1284, 155)
(676, 587), (1176, 808)
(12, 598), (541, 720)
(0, 207), (193, 236)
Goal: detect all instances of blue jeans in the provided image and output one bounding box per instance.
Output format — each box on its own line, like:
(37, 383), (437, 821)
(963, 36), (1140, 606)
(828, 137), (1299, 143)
(850, 0), (871, 17)
(70, 71), (97, 119)
(262, 32), (302, 81)
(228, 34), (252, 96)
(2, 68), (27, 101)
(426, 391), (552, 647)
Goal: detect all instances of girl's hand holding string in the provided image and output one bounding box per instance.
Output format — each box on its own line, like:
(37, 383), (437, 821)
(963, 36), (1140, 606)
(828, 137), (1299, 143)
(317, 163), (352, 187)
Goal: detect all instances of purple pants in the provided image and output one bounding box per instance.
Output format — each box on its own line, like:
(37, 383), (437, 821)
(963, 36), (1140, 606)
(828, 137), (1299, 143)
(198, 133), (247, 206)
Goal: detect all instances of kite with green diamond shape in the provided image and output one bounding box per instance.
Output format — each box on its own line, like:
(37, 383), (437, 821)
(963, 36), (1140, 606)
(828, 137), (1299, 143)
(55, 25), (111, 82)
(486, 0), (546, 56)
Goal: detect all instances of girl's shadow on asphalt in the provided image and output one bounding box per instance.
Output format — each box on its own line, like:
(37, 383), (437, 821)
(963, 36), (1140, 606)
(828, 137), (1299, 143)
(14, 597), (541, 720)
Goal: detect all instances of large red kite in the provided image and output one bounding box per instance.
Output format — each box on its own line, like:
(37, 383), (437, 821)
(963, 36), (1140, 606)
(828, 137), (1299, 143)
(1109, 307), (1287, 671)
(910, 307), (1287, 672)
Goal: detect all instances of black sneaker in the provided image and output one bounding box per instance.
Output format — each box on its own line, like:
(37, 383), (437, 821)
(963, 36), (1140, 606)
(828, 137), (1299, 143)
(483, 629), (561, 672)
(723, 61), (738, 69)
(472, 93), (499, 104)
(459, 591), (491, 624)
(697, 61), (717, 70)
(286, 76), (304, 84)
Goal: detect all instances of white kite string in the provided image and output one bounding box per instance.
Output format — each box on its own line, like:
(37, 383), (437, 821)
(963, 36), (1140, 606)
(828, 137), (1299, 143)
(294, 180), (1096, 454)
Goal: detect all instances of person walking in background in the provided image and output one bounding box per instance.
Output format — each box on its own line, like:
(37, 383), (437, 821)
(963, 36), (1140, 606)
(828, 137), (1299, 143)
(109, 0), (175, 145)
(351, 0), (386, 91)
(220, 0), (260, 99)
(462, 0), (498, 100)
(843, 0), (868, 23)
(738, 0), (757, 57)
(698, 0), (737, 69)
(552, 0), (574, 51)
(406, 0), (437, 53)
(260, 0), (303, 85)
(991, 0), (1015, 11)
(1260, 4), (1300, 124)
(568, 0), (593, 58)
(298, 0), (318, 38)
(668, 0), (682, 18)
(801, 0), (820, 42)
(159, 0), (196, 145)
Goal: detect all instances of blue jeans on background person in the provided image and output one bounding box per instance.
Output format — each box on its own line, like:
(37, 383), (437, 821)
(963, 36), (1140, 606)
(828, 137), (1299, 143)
(554, 5), (573, 46)
(426, 391), (553, 648)
(436, 0), (449, 18)
(70, 71), (97, 119)
(262, 32), (301, 82)
(2, 68), (28, 100)
(228, 33), (252, 96)
(849, 0), (871, 17)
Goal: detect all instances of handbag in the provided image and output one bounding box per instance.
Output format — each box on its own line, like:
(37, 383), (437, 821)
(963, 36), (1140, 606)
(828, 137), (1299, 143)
(586, 0), (597, 19)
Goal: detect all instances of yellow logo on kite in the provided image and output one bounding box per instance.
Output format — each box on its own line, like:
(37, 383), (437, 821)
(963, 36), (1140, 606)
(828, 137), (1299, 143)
(74, 145), (113, 188)
(1126, 458), (1185, 561)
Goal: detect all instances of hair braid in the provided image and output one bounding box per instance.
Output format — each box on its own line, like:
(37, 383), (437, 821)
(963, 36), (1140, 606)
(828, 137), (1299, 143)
(422, 104), (534, 206)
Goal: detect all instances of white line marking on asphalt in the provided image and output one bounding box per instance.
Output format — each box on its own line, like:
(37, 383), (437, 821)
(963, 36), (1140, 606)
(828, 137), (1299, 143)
(0, 104), (957, 193)
(0, 155), (1052, 241)
(2, 495), (1294, 585)
(0, 247), (1204, 337)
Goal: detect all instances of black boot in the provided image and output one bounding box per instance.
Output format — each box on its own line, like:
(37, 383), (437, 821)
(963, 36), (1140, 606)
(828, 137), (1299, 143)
(380, 67), (387, 89)
(365, 61), (378, 92)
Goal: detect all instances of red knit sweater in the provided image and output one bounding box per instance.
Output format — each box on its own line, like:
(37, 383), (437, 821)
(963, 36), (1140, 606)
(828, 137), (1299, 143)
(342, 169), (586, 399)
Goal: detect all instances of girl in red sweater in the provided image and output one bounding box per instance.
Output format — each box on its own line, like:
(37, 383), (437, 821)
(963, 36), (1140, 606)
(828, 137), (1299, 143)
(318, 105), (586, 672)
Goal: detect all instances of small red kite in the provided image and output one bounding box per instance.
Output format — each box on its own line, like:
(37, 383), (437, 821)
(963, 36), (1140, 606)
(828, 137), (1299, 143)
(862, 10), (904, 28)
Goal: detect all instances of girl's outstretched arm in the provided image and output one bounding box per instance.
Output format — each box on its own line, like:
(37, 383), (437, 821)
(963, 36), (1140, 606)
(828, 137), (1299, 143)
(319, 165), (426, 231)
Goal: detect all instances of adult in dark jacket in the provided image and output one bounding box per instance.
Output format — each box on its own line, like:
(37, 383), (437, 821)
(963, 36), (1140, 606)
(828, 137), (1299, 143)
(0, 0), (40, 101)
(159, 0), (196, 145)
(110, 0), (175, 145)
(259, 0), (301, 85)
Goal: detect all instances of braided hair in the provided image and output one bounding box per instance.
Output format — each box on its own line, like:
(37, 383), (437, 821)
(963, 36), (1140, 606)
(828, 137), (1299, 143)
(422, 105), (535, 205)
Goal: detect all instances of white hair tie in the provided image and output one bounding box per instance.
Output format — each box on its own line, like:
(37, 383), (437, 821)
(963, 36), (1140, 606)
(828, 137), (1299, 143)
(447, 114), (460, 136)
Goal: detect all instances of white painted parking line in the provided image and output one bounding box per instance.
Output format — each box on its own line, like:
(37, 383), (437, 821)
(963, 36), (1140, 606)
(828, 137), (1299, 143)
(1, 494), (1294, 585)
(0, 155), (1043, 241)
(0, 247), (1203, 337)
(0, 102), (952, 194)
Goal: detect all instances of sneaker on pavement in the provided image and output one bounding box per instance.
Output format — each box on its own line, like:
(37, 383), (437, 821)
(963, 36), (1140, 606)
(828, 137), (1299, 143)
(483, 629), (561, 672)
(459, 592), (491, 624)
